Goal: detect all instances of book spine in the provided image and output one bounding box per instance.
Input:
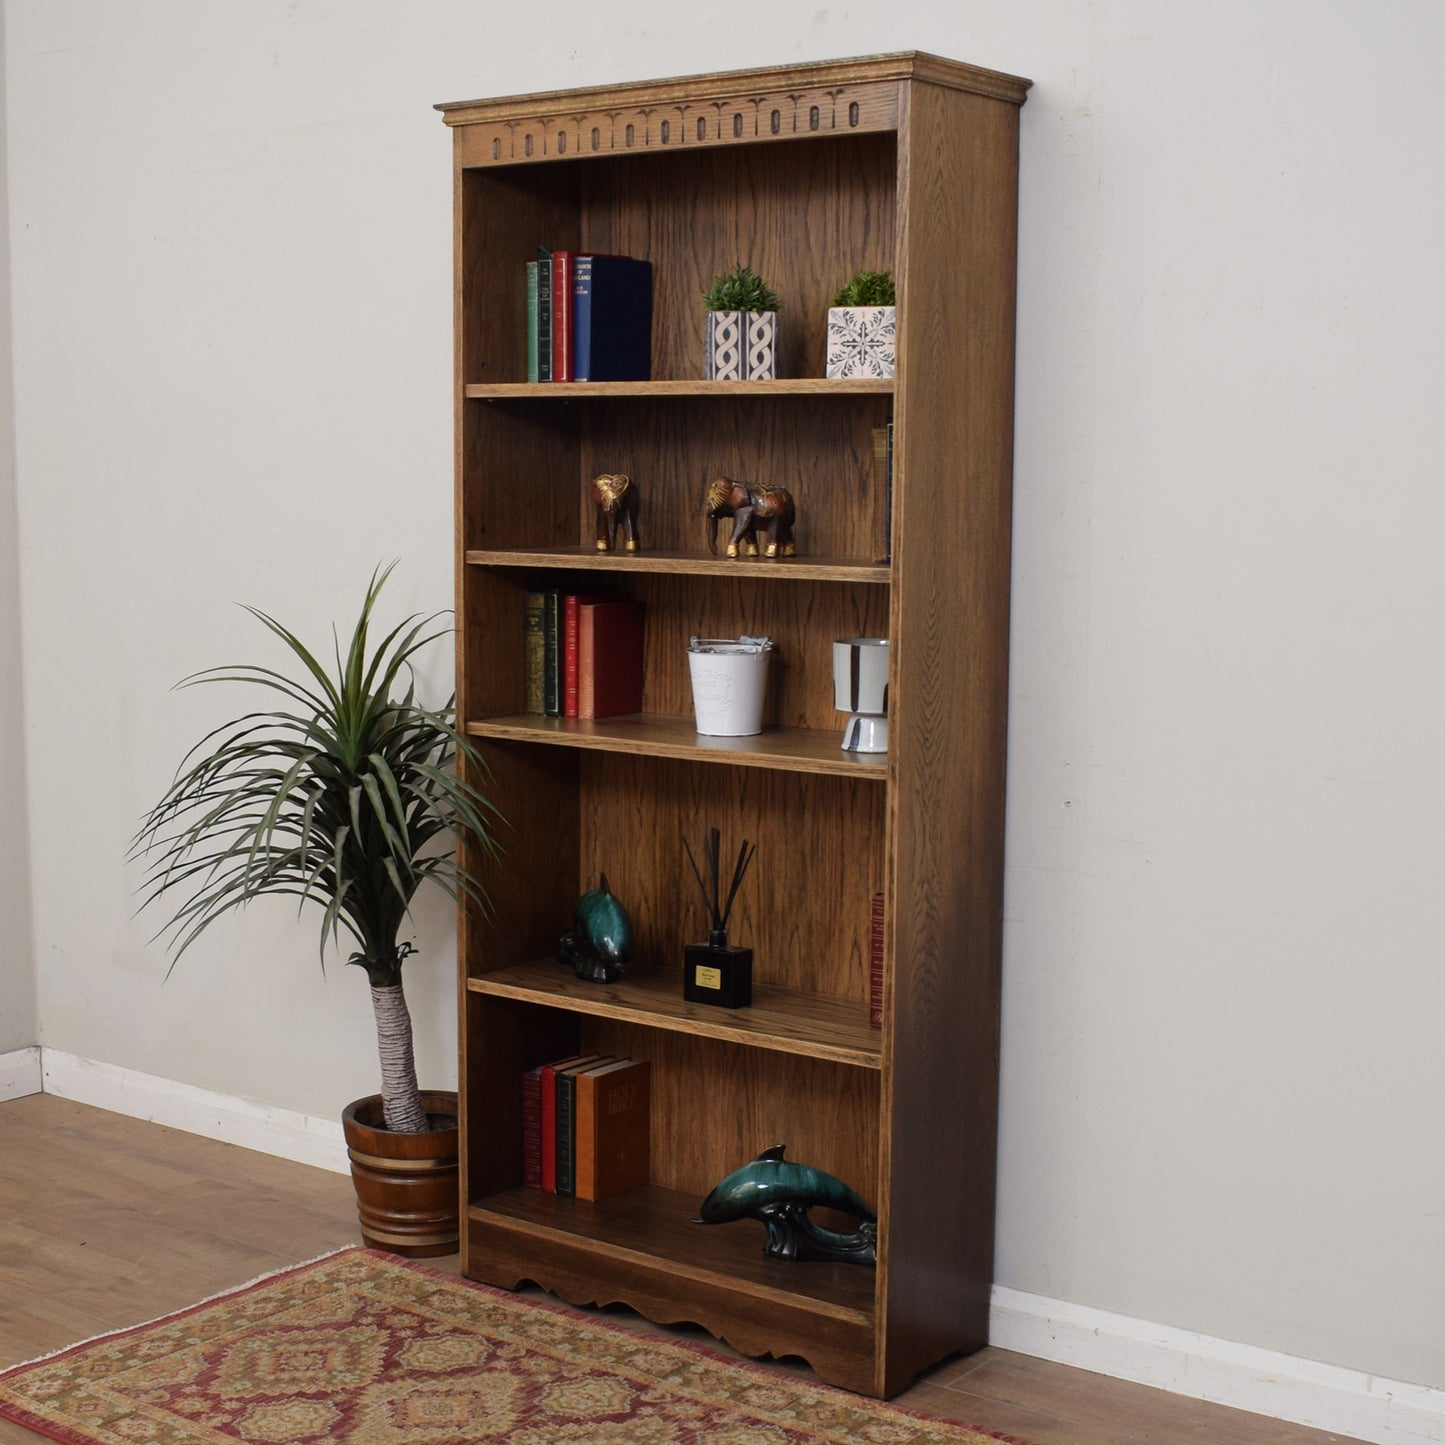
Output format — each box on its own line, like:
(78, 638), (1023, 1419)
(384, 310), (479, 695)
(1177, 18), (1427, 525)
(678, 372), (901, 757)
(536, 250), (553, 383)
(870, 891), (885, 1029)
(573, 255), (594, 382)
(563, 594), (581, 718)
(523, 591), (545, 714)
(539, 1063), (559, 1192)
(556, 1069), (578, 1195)
(552, 251), (574, 382)
(521, 1066), (542, 1188)
(525, 261), (540, 384)
(542, 589), (561, 717)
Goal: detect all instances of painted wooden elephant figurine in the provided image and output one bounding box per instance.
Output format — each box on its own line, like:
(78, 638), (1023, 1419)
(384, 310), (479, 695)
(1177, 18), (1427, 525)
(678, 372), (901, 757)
(704, 477), (796, 559)
(592, 473), (640, 552)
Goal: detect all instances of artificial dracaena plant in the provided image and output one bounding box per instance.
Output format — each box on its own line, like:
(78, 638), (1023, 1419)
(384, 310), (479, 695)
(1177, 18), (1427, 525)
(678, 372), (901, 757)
(131, 563), (501, 1133)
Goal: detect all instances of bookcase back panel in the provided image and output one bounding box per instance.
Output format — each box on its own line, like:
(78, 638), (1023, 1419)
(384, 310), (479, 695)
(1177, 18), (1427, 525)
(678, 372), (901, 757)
(460, 166), (579, 386)
(578, 752), (884, 1004)
(631, 574), (890, 730)
(581, 133), (896, 382)
(576, 395), (891, 559)
(459, 133), (895, 384)
(464, 739), (583, 974)
(581, 1022), (880, 1206)
(460, 402), (581, 552)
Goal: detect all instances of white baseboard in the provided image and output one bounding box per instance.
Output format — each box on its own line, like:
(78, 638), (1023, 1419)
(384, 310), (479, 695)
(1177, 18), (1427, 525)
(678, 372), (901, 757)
(39, 1049), (349, 1175)
(990, 1286), (1444, 1445)
(0, 1046), (43, 1101)
(20, 1050), (1443, 1443)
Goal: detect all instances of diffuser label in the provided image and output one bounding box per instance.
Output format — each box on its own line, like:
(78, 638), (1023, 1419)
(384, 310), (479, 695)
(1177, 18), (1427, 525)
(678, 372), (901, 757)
(695, 965), (722, 989)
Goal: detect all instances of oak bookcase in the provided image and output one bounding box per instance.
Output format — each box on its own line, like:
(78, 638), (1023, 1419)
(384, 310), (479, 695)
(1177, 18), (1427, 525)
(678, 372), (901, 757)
(437, 51), (1030, 1398)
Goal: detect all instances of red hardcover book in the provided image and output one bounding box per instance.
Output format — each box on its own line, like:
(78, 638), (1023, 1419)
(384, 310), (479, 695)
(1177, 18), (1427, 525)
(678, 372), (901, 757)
(577, 598), (644, 719)
(538, 1052), (603, 1193)
(563, 592), (614, 718)
(521, 1065), (542, 1188)
(869, 891), (885, 1029)
(552, 250), (626, 382)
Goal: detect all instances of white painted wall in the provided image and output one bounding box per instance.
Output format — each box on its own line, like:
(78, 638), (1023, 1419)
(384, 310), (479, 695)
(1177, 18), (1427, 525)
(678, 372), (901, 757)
(0, 3), (37, 1056)
(4, 0), (1442, 1401)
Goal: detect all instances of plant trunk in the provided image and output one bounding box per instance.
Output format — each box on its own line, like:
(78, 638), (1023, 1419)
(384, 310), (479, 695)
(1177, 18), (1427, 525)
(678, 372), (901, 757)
(369, 981), (429, 1133)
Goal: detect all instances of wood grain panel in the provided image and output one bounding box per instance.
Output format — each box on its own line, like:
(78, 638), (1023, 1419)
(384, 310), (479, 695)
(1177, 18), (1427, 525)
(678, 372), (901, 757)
(876, 78), (1022, 1398)
(467, 549), (890, 585)
(583, 133), (895, 381)
(468, 964), (882, 1066)
(577, 752), (884, 1004)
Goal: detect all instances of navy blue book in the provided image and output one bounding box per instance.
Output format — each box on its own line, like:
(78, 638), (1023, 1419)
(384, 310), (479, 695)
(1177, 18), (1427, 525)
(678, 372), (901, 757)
(573, 256), (653, 382)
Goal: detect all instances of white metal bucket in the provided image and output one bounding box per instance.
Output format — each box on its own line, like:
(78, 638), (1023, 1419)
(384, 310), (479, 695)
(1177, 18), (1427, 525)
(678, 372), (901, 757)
(687, 636), (773, 736)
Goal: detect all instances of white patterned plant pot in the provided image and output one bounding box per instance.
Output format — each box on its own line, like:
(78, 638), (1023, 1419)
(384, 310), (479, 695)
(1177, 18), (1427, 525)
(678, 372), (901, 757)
(706, 310), (778, 381)
(825, 305), (897, 379)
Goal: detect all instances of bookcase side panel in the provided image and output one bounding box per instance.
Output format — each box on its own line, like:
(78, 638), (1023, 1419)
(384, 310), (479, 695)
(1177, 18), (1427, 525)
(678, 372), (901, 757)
(877, 79), (1021, 1395)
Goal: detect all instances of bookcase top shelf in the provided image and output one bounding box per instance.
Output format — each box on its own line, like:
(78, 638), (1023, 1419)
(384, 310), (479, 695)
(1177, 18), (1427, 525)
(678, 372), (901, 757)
(465, 549), (889, 586)
(437, 52), (1028, 172)
(466, 380), (895, 400)
(436, 50), (1031, 122)
(468, 963), (883, 1069)
(466, 713), (888, 779)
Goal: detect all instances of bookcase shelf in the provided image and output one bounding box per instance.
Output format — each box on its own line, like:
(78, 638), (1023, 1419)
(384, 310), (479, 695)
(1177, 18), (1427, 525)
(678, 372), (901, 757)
(441, 50), (1027, 1399)
(468, 963), (883, 1068)
(467, 712), (887, 778)
(467, 1184), (877, 1380)
(466, 378), (894, 400)
(466, 548), (891, 585)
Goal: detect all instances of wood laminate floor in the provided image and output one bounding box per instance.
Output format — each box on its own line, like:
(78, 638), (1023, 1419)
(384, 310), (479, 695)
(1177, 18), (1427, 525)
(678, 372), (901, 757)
(0, 1094), (1367, 1444)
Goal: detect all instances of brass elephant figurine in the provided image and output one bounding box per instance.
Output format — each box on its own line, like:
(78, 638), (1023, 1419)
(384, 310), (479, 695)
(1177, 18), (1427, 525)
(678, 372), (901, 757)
(704, 477), (796, 559)
(593, 473), (640, 552)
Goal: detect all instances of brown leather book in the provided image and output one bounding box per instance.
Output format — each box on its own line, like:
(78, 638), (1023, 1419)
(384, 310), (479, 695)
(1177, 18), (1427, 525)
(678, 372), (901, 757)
(574, 1058), (651, 1202)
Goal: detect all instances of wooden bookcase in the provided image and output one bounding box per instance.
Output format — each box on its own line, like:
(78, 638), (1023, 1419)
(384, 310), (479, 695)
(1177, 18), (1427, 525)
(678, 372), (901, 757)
(437, 51), (1029, 1398)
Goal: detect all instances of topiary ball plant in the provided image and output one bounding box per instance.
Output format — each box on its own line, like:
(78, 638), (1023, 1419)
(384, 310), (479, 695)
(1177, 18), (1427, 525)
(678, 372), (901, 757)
(703, 262), (781, 314)
(832, 269), (896, 308)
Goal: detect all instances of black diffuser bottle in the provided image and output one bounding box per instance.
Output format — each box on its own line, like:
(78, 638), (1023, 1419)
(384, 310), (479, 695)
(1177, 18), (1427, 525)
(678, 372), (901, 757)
(682, 828), (755, 1009)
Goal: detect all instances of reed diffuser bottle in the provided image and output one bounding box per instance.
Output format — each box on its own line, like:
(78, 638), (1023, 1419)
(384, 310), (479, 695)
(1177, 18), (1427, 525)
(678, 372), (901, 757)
(682, 828), (756, 1009)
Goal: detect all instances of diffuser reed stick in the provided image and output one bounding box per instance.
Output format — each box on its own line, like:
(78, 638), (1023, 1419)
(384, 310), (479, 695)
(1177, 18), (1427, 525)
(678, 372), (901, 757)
(683, 827), (756, 946)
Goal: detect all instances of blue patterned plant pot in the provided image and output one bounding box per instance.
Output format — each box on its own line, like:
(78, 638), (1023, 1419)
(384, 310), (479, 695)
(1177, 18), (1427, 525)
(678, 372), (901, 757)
(706, 310), (777, 380)
(825, 305), (896, 379)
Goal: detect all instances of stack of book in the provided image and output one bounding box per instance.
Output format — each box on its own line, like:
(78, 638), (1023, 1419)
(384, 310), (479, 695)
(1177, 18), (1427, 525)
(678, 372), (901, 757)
(870, 891), (885, 1029)
(522, 1054), (651, 1201)
(524, 589), (644, 719)
(527, 249), (653, 382)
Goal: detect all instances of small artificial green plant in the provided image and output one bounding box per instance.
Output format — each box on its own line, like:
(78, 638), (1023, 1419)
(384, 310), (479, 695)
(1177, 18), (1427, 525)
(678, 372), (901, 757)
(703, 262), (781, 314)
(832, 269), (896, 307)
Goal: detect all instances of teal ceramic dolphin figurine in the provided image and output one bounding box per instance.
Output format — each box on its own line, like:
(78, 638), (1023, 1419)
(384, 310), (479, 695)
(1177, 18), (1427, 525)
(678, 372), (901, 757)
(694, 1145), (878, 1266)
(557, 873), (633, 984)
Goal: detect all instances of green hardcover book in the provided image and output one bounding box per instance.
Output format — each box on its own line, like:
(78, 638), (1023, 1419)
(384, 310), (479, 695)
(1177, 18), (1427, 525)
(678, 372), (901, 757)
(556, 1055), (614, 1196)
(525, 261), (540, 383)
(523, 591), (546, 713)
(542, 589), (562, 717)
(536, 247), (553, 383)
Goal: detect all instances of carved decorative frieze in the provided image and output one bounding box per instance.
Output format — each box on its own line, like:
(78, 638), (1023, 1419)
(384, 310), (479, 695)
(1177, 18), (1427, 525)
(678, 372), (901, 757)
(452, 81), (900, 168)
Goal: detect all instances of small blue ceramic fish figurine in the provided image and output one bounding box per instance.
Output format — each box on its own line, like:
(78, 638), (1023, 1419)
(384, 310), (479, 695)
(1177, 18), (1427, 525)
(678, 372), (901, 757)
(694, 1145), (878, 1266)
(557, 873), (633, 984)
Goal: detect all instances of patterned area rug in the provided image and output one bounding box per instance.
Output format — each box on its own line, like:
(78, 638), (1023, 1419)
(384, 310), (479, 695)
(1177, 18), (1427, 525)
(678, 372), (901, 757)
(0, 1248), (1032, 1445)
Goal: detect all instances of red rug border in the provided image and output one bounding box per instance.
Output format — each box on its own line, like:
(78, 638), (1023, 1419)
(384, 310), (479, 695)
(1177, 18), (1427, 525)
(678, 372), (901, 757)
(0, 1245), (1038, 1445)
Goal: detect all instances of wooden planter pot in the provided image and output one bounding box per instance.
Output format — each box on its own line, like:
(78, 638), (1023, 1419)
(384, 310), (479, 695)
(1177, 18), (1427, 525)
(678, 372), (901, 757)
(706, 309), (777, 380)
(342, 1090), (459, 1258)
